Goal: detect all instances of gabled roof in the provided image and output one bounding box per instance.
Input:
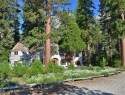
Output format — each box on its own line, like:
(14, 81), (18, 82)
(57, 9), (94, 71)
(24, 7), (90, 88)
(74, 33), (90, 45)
(11, 42), (29, 52)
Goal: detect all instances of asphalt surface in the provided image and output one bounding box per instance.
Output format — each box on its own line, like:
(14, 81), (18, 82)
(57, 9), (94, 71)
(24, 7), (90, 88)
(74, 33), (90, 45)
(1, 72), (125, 95)
(68, 71), (125, 95)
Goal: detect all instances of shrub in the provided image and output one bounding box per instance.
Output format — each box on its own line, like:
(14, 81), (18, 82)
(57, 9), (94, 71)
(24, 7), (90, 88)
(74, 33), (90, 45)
(0, 50), (9, 63)
(101, 72), (110, 77)
(112, 53), (121, 67)
(80, 65), (87, 70)
(68, 63), (76, 70)
(0, 80), (18, 88)
(0, 60), (12, 79)
(100, 57), (108, 68)
(87, 64), (94, 70)
(27, 59), (46, 77)
(113, 59), (121, 67)
(47, 61), (65, 73)
(12, 61), (29, 77)
(96, 66), (101, 71)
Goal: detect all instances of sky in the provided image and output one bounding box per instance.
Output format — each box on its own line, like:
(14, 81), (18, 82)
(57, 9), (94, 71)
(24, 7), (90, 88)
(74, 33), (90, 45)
(68, 0), (100, 16)
(18, 0), (100, 15)
(18, 0), (100, 33)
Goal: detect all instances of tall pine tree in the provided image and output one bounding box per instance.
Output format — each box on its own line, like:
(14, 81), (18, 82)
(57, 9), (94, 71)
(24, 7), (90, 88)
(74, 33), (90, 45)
(0, 0), (20, 62)
(105, 0), (125, 66)
(21, 0), (70, 65)
(76, 0), (95, 65)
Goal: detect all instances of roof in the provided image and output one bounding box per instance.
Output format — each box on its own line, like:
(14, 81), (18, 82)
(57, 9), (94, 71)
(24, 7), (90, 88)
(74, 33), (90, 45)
(11, 42), (29, 52)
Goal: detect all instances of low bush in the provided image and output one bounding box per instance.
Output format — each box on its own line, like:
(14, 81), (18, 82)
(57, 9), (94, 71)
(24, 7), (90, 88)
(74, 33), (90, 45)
(113, 59), (121, 67)
(80, 65), (87, 70)
(47, 61), (65, 73)
(0, 50), (9, 63)
(27, 59), (46, 77)
(68, 63), (76, 70)
(12, 62), (29, 77)
(87, 64), (94, 70)
(96, 66), (101, 71)
(112, 53), (121, 67)
(0, 80), (18, 88)
(0, 60), (12, 79)
(101, 72), (110, 77)
(100, 57), (108, 68)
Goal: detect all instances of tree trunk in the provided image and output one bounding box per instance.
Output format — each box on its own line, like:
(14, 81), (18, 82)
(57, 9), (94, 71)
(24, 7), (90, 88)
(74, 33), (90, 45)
(121, 13), (125, 66)
(86, 18), (91, 65)
(109, 36), (112, 66)
(87, 43), (91, 65)
(45, 0), (51, 67)
(122, 39), (125, 66)
(119, 39), (122, 59)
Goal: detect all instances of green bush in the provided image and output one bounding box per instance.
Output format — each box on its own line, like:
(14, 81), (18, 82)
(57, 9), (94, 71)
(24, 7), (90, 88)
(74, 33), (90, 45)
(113, 59), (121, 67)
(0, 50), (9, 63)
(95, 55), (108, 67)
(112, 53), (121, 67)
(0, 60), (12, 79)
(0, 80), (18, 88)
(12, 61), (29, 77)
(100, 57), (108, 68)
(80, 65), (87, 70)
(47, 61), (65, 73)
(96, 66), (101, 71)
(87, 64), (94, 70)
(68, 63), (76, 70)
(101, 72), (110, 77)
(27, 59), (46, 77)
(95, 55), (101, 66)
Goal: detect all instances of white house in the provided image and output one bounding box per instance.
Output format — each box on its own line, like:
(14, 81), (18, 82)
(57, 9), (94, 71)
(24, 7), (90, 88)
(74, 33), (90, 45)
(51, 51), (83, 67)
(9, 42), (83, 67)
(9, 42), (30, 65)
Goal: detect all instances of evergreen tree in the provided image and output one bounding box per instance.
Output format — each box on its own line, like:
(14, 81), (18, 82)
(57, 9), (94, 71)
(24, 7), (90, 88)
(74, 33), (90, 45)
(21, 0), (70, 65)
(76, 0), (95, 65)
(11, 0), (20, 44)
(0, 0), (19, 62)
(61, 13), (86, 53)
(105, 0), (125, 66)
(45, 0), (70, 65)
(60, 13), (86, 65)
(21, 0), (46, 49)
(98, 0), (112, 66)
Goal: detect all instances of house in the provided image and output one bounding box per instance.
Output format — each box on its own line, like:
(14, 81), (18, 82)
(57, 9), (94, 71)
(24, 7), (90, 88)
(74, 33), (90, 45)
(9, 42), (83, 67)
(9, 42), (30, 65)
(51, 44), (82, 67)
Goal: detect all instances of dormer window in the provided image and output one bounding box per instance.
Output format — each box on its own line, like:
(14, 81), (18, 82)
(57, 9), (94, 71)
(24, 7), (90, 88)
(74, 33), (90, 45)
(14, 51), (18, 55)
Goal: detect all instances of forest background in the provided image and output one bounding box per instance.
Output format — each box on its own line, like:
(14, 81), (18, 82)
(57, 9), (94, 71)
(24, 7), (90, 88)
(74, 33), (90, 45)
(0, 0), (124, 68)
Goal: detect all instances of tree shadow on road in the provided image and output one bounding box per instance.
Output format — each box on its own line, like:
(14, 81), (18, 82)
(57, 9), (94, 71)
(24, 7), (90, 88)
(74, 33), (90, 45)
(1, 83), (114, 95)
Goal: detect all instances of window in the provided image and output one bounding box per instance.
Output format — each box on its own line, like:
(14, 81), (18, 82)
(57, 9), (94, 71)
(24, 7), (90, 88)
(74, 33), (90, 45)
(14, 51), (18, 55)
(61, 59), (66, 65)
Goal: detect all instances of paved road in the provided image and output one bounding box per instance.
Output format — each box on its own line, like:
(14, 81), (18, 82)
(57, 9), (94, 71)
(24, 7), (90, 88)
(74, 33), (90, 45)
(68, 72), (125, 95)
(1, 72), (125, 95)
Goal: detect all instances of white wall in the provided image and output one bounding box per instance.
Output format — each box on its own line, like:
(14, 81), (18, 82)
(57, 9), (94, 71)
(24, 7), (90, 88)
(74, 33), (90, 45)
(9, 51), (29, 65)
